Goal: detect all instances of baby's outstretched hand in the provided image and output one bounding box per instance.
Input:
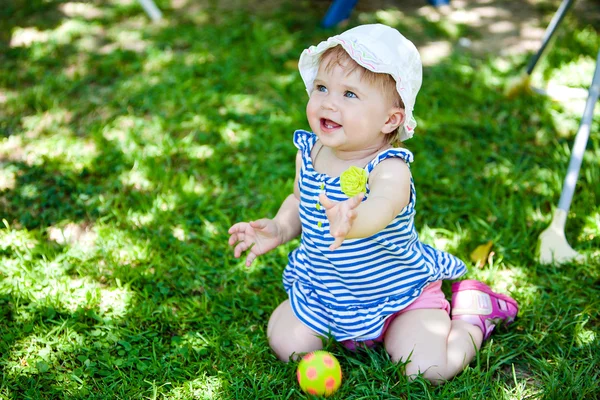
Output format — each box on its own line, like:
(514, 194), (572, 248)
(228, 219), (283, 267)
(319, 192), (364, 250)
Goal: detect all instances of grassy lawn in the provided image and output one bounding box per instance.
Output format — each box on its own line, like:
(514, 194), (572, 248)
(1, 0), (599, 398)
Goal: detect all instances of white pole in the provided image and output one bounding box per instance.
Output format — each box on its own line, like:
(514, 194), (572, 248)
(138, 0), (162, 22)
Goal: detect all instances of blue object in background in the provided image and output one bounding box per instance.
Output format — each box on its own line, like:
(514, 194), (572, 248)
(321, 0), (359, 28)
(321, 0), (450, 28)
(427, 0), (450, 7)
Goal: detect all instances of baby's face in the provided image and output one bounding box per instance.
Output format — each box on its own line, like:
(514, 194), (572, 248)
(306, 55), (397, 154)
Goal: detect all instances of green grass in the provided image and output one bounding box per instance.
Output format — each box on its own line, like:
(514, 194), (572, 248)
(1, 0), (599, 398)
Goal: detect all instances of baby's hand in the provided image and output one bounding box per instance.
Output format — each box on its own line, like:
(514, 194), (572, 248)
(228, 219), (283, 266)
(319, 192), (364, 250)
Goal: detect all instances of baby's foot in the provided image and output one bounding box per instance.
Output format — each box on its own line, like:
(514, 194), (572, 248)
(451, 280), (518, 340)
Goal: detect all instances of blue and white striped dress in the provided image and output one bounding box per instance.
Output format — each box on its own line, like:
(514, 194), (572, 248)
(282, 130), (467, 342)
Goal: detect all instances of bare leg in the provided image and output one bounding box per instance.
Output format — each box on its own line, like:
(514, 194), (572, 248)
(267, 300), (324, 361)
(384, 309), (483, 384)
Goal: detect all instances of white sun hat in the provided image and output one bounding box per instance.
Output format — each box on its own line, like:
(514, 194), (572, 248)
(298, 24), (423, 141)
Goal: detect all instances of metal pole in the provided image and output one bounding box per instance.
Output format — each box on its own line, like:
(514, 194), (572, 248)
(557, 49), (600, 213)
(526, 0), (575, 75)
(138, 0), (162, 22)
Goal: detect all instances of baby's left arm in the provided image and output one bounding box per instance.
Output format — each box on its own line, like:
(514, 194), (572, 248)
(348, 157), (411, 237)
(320, 158), (411, 249)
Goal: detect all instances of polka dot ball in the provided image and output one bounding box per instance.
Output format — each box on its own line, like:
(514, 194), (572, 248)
(297, 351), (342, 397)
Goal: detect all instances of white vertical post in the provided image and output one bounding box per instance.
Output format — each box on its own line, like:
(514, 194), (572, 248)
(138, 0), (162, 22)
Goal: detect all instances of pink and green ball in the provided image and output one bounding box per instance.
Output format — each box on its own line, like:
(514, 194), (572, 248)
(297, 351), (342, 397)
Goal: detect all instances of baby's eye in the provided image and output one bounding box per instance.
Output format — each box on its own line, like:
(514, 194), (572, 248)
(316, 84), (327, 93)
(344, 91), (357, 98)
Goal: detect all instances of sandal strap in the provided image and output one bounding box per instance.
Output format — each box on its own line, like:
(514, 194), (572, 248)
(451, 290), (494, 316)
(451, 280), (519, 340)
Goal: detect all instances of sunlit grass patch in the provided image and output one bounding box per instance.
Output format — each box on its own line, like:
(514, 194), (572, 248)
(419, 224), (467, 255)
(59, 2), (105, 20)
(102, 115), (172, 158)
(219, 120), (252, 146)
(0, 222), (38, 253)
(164, 374), (224, 400)
(94, 228), (152, 267)
(9, 27), (50, 47)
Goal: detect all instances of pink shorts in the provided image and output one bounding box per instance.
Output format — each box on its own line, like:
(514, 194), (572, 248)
(342, 281), (450, 350)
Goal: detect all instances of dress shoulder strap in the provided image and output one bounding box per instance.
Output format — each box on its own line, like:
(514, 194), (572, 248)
(293, 130), (319, 171)
(293, 130), (317, 153)
(365, 147), (414, 174)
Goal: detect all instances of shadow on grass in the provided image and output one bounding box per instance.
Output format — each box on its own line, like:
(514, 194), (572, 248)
(0, 0), (69, 49)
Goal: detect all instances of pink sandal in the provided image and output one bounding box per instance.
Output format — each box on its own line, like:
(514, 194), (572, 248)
(451, 280), (518, 340)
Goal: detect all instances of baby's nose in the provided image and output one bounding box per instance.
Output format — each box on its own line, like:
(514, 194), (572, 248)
(321, 96), (338, 111)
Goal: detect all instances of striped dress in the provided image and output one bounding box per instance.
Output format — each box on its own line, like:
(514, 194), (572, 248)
(282, 130), (467, 342)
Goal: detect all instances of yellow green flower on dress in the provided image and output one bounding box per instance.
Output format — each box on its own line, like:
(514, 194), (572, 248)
(340, 166), (368, 197)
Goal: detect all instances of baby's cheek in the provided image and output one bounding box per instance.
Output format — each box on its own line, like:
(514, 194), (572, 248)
(306, 101), (320, 126)
(306, 98), (317, 114)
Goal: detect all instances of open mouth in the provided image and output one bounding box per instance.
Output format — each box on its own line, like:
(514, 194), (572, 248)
(320, 118), (341, 132)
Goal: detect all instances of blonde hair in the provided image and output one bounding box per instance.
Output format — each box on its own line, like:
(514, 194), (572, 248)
(319, 45), (405, 146)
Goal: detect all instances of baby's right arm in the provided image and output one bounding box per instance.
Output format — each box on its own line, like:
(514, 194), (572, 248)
(272, 151), (303, 242)
(227, 151), (302, 266)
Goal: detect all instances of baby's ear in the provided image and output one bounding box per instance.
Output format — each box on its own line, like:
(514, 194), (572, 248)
(382, 107), (405, 134)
